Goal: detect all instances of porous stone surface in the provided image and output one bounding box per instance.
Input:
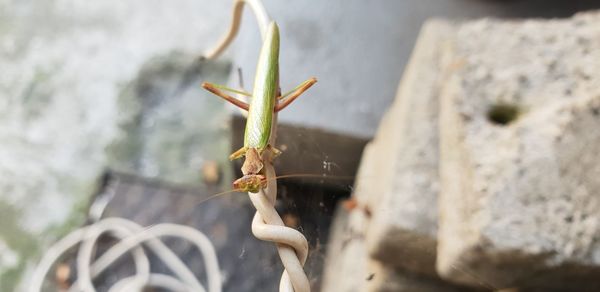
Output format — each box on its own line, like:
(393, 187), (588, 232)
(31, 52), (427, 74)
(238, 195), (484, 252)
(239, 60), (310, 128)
(438, 11), (600, 290)
(325, 10), (600, 292)
(364, 262), (478, 292)
(321, 207), (370, 292)
(359, 20), (454, 275)
(321, 205), (479, 292)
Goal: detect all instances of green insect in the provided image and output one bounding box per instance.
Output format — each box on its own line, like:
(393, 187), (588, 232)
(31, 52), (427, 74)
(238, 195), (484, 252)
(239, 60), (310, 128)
(202, 21), (316, 193)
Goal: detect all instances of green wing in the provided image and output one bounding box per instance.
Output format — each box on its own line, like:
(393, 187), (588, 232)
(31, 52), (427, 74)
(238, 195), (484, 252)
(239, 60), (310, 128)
(244, 21), (279, 151)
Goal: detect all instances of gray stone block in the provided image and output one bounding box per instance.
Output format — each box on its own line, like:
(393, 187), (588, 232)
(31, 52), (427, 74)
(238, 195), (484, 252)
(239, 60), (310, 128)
(352, 18), (493, 288)
(365, 262), (480, 292)
(321, 207), (370, 292)
(438, 11), (600, 290)
(321, 206), (478, 292)
(357, 20), (455, 275)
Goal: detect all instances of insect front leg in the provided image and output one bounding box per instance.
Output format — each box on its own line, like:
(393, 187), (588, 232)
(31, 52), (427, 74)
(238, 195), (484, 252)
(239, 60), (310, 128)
(266, 144), (282, 159)
(229, 146), (248, 160)
(202, 82), (250, 111)
(275, 77), (317, 112)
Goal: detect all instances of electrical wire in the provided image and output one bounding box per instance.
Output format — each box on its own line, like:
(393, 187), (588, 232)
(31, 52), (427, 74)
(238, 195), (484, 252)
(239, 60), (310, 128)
(29, 217), (221, 292)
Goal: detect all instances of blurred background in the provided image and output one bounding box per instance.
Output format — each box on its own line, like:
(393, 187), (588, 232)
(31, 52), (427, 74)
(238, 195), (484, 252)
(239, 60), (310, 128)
(2, 0), (600, 291)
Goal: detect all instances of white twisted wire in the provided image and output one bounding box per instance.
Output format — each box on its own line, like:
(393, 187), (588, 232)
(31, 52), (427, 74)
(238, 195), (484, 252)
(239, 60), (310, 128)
(248, 163), (310, 292)
(205, 1), (311, 291)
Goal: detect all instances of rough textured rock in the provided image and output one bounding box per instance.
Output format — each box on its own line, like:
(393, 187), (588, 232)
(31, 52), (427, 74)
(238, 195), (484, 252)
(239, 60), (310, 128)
(364, 262), (478, 292)
(359, 20), (454, 275)
(325, 10), (600, 292)
(320, 35), (483, 288)
(321, 206), (478, 292)
(438, 12), (600, 290)
(321, 207), (370, 292)
(322, 20), (490, 291)
(0, 1), (231, 290)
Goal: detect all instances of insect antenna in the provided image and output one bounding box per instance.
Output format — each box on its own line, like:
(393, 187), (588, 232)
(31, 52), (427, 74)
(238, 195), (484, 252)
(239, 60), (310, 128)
(269, 173), (356, 181)
(192, 188), (244, 206)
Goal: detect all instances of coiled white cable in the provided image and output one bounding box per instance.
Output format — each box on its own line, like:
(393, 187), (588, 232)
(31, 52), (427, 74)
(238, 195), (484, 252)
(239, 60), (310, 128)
(29, 217), (221, 292)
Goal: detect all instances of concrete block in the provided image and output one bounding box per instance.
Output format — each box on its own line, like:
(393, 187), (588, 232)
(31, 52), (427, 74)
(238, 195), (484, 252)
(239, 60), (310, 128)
(355, 20), (455, 274)
(321, 206), (479, 292)
(365, 262), (479, 292)
(321, 208), (370, 292)
(438, 11), (600, 290)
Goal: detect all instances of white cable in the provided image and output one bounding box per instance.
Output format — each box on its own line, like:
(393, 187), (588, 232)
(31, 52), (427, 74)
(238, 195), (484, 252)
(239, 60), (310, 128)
(29, 218), (221, 292)
(203, 0), (271, 60)
(109, 273), (192, 292)
(248, 160), (310, 292)
(87, 219), (207, 291)
(74, 221), (150, 292)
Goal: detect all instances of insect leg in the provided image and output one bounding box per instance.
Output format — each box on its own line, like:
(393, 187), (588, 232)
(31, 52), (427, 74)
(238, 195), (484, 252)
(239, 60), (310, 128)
(210, 82), (252, 97)
(278, 77), (317, 100)
(275, 77), (317, 112)
(202, 82), (250, 110)
(267, 144), (282, 157)
(229, 146), (248, 160)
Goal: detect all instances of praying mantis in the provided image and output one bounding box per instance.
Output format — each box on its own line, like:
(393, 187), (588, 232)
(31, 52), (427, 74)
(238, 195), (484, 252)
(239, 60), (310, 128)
(202, 21), (317, 193)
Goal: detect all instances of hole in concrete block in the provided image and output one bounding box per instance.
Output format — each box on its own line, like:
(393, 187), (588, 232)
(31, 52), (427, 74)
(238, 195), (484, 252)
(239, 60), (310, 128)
(487, 103), (520, 126)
